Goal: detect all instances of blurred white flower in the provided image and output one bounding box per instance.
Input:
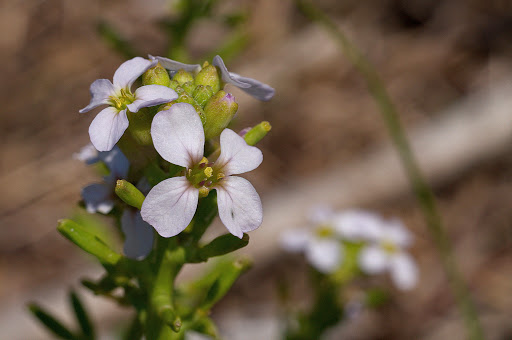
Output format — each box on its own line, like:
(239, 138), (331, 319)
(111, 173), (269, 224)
(141, 103), (263, 239)
(358, 220), (418, 290)
(80, 57), (178, 151)
(77, 146), (129, 214)
(280, 208), (344, 273)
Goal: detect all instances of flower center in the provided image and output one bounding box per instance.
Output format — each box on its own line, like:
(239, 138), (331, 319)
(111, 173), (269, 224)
(315, 225), (335, 238)
(381, 240), (398, 254)
(186, 157), (225, 197)
(109, 88), (136, 111)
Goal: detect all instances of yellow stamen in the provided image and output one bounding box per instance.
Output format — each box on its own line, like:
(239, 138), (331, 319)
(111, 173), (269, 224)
(204, 167), (213, 178)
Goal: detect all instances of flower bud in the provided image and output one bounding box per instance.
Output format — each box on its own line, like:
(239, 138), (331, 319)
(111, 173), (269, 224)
(115, 179), (145, 210)
(193, 85), (214, 108)
(172, 69), (194, 85)
(142, 63), (170, 87)
(127, 108), (156, 146)
(203, 90), (238, 140)
(182, 81), (195, 96)
(194, 63), (220, 93)
(243, 121), (272, 146)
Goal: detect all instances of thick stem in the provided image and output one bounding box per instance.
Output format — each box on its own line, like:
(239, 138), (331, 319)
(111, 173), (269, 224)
(294, 1), (484, 339)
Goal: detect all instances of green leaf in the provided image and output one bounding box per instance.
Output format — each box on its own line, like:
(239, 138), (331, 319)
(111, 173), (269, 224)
(70, 291), (95, 340)
(195, 233), (249, 261)
(28, 303), (76, 340)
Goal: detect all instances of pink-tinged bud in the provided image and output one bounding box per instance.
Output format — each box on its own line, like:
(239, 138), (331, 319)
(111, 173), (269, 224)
(203, 90), (238, 140)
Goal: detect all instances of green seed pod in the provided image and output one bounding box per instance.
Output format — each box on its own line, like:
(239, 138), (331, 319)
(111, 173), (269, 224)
(243, 121), (272, 146)
(194, 64), (220, 94)
(142, 63), (170, 87)
(115, 179), (145, 210)
(172, 69), (194, 85)
(203, 90), (238, 140)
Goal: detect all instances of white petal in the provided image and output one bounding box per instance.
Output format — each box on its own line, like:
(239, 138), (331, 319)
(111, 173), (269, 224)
(215, 176), (262, 239)
(141, 177), (199, 238)
(151, 103), (204, 167)
(383, 220), (412, 248)
(280, 229), (311, 253)
(334, 210), (384, 242)
(82, 183), (114, 214)
(212, 55), (275, 101)
(153, 55), (201, 74)
(358, 245), (389, 274)
(121, 210), (154, 260)
(113, 57), (156, 89)
(89, 107), (129, 152)
(99, 146), (130, 180)
(390, 253), (418, 290)
(73, 143), (99, 164)
(216, 129), (263, 176)
(127, 85), (178, 113)
(305, 238), (342, 273)
(79, 79), (115, 113)
(308, 205), (334, 225)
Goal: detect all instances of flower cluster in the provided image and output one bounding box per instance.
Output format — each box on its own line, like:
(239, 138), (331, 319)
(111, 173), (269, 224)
(281, 208), (418, 290)
(79, 55), (274, 246)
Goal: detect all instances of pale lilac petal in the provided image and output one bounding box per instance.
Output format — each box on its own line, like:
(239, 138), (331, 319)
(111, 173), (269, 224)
(280, 229), (311, 253)
(121, 210), (154, 260)
(358, 245), (389, 274)
(79, 79), (115, 113)
(100, 146), (130, 181)
(215, 176), (262, 239)
(73, 144), (99, 164)
(82, 183), (114, 214)
(308, 205), (334, 225)
(216, 129), (263, 176)
(141, 177), (199, 238)
(334, 210), (384, 242)
(390, 253), (418, 290)
(127, 85), (178, 113)
(89, 107), (129, 152)
(152, 55), (201, 74)
(113, 57), (156, 89)
(151, 103), (204, 167)
(383, 220), (412, 248)
(212, 55), (275, 101)
(305, 238), (342, 273)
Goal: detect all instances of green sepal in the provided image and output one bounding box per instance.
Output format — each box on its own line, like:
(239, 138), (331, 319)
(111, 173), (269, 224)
(115, 179), (145, 210)
(201, 258), (252, 310)
(142, 63), (171, 87)
(28, 303), (76, 340)
(57, 219), (122, 266)
(182, 81), (195, 95)
(192, 85), (214, 108)
(126, 107), (158, 146)
(244, 121), (272, 146)
(69, 291), (95, 340)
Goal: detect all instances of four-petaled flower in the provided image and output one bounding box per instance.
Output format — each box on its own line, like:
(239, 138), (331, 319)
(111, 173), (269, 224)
(80, 57), (178, 151)
(141, 103), (263, 239)
(153, 55), (275, 101)
(280, 207), (344, 273)
(358, 219), (418, 290)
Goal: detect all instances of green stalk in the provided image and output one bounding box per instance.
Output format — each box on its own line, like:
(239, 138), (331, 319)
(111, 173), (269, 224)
(294, 1), (484, 339)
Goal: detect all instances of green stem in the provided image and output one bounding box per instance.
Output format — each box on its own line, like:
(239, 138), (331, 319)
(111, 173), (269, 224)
(294, 1), (484, 339)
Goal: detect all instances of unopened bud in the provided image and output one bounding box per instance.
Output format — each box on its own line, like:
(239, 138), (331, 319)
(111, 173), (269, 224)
(127, 108), (157, 146)
(182, 81), (195, 95)
(115, 179), (145, 210)
(142, 63), (170, 87)
(195, 64), (220, 93)
(243, 121), (271, 146)
(203, 91), (238, 140)
(193, 85), (214, 108)
(172, 69), (194, 85)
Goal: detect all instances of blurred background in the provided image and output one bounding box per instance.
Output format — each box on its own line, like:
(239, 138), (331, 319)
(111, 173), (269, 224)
(1, 0), (512, 339)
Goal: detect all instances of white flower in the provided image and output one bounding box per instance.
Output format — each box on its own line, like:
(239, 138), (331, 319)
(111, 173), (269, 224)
(140, 103), (263, 239)
(280, 210), (344, 273)
(80, 57), (178, 151)
(358, 220), (418, 290)
(79, 146), (129, 214)
(121, 209), (154, 260)
(334, 210), (384, 242)
(153, 55), (275, 101)
(73, 143), (99, 164)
